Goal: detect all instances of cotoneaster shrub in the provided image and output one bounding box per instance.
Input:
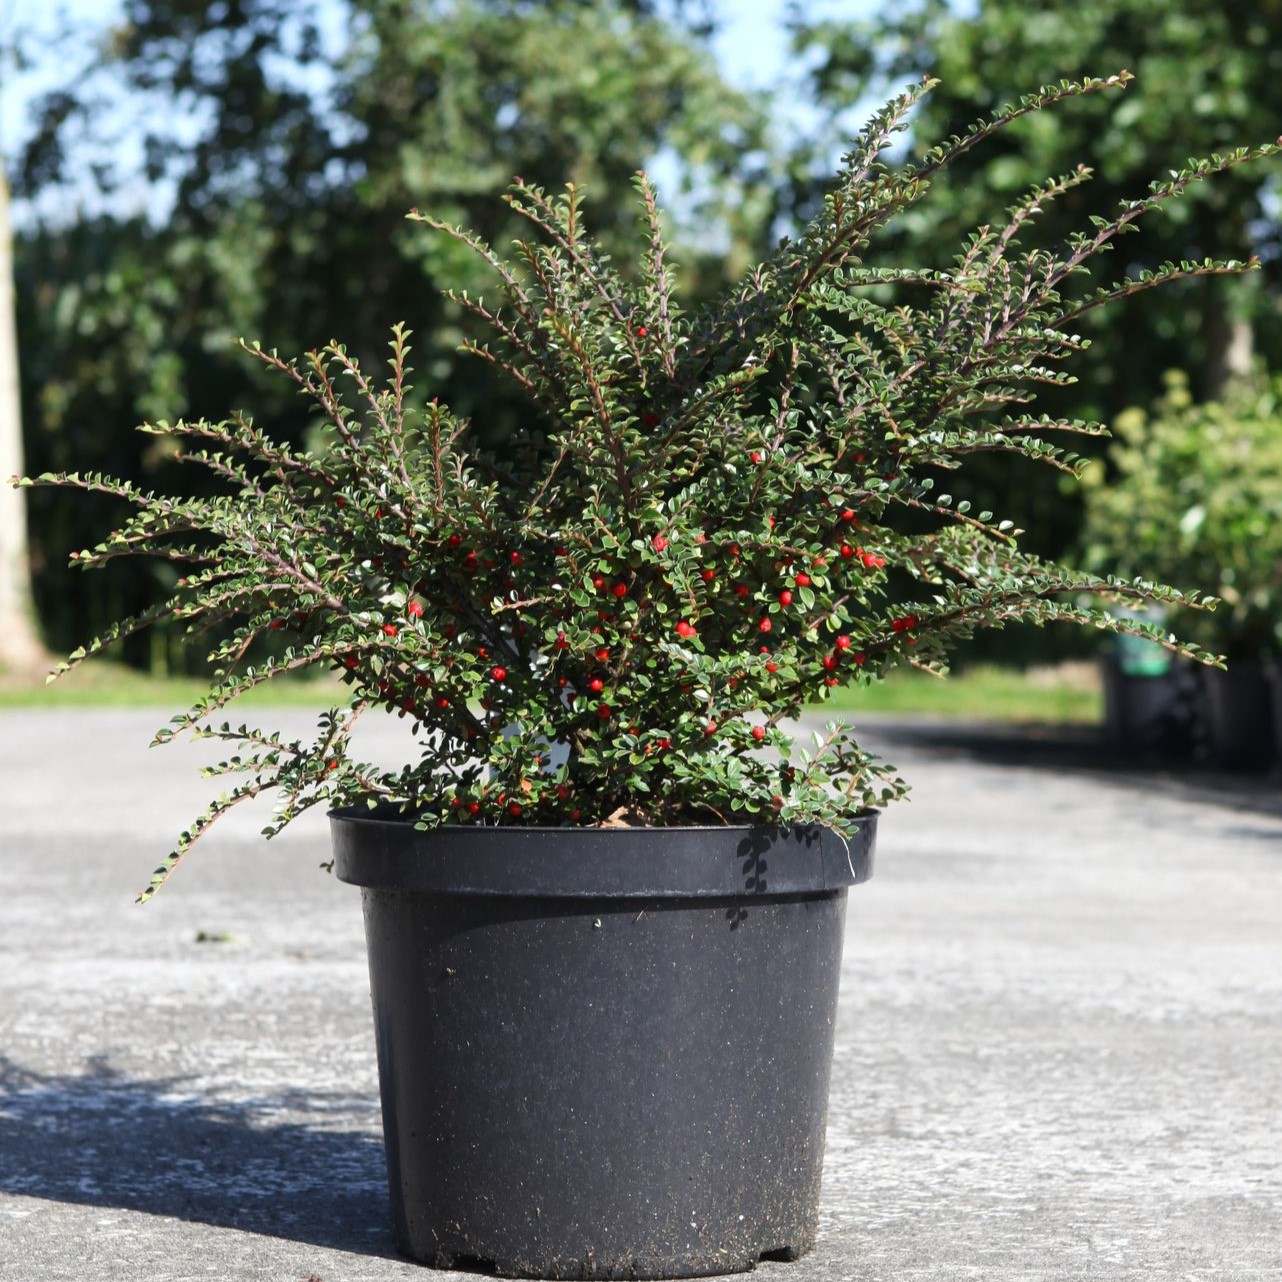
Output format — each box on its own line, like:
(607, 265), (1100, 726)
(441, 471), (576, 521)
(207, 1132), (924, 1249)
(14, 74), (1277, 898)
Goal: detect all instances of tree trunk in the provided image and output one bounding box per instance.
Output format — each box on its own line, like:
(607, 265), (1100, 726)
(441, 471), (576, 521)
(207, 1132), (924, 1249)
(1199, 202), (1256, 402)
(0, 162), (47, 675)
(1201, 275), (1255, 402)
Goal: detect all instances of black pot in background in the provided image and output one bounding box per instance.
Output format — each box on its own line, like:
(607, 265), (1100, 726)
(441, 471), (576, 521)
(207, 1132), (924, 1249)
(331, 815), (875, 1280)
(1100, 650), (1200, 761)
(1268, 658), (1282, 769)
(1202, 660), (1276, 771)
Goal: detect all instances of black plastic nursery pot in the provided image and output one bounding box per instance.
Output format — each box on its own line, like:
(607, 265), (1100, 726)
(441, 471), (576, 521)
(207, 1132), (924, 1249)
(1100, 655), (1193, 759)
(330, 813), (876, 1280)
(1203, 662), (1275, 770)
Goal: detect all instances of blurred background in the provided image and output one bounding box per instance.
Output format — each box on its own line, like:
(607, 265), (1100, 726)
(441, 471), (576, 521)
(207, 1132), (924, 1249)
(2, 0), (1281, 753)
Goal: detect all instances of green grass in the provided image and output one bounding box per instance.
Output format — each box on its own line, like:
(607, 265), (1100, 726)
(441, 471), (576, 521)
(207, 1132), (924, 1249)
(822, 662), (1102, 723)
(1, 657), (1103, 723)
(0, 660), (345, 709)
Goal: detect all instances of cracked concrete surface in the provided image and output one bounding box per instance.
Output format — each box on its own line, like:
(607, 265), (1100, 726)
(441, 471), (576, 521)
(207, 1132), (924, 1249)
(1, 708), (1279, 1281)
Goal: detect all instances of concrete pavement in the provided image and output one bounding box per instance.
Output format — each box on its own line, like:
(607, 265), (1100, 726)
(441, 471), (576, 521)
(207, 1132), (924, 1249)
(1, 708), (1279, 1280)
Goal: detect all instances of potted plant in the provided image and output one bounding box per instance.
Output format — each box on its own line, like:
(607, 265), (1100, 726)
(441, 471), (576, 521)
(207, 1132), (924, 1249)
(14, 76), (1275, 1278)
(1080, 368), (1282, 768)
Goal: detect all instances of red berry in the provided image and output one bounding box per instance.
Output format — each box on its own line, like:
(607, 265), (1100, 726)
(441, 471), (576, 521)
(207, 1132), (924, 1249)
(852, 652), (866, 666)
(651, 534), (669, 552)
(758, 618), (772, 633)
(822, 654), (838, 671)
(467, 801), (481, 816)
(835, 634), (852, 650)
(382, 624), (398, 638)
(676, 620), (697, 639)
(407, 601), (424, 618)
(794, 572), (811, 588)
(752, 725), (766, 742)
(750, 450), (764, 464)
(840, 544), (855, 559)
(588, 677), (605, 694)
(892, 614), (919, 632)
(507, 802), (523, 817)
(447, 534), (462, 548)
(704, 720), (717, 736)
(765, 660), (779, 673)
(840, 508), (856, 522)
(734, 583), (750, 599)
(635, 325), (648, 337)
(436, 696), (450, 708)
(344, 655), (358, 669)
(592, 574), (606, 591)
(595, 646), (610, 662)
(270, 619), (283, 630)
(510, 550), (523, 566)
(612, 581), (628, 598)
(326, 759), (338, 771)
(597, 702), (613, 719)
(778, 590), (793, 607)
(491, 666), (507, 682)
(701, 568), (716, 582)
(554, 631), (569, 650)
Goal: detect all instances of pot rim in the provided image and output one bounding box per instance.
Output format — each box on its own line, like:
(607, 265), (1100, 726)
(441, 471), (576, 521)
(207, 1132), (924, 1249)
(329, 810), (876, 899)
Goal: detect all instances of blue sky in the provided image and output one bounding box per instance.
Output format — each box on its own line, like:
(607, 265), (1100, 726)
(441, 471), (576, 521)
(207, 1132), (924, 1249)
(0, 0), (876, 223)
(0, 0), (874, 141)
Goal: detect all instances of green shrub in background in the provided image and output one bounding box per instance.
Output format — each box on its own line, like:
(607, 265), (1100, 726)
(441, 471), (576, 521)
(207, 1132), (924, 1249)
(1080, 369), (1282, 659)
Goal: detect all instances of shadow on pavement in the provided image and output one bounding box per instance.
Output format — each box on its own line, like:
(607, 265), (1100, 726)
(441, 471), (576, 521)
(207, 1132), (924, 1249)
(0, 1053), (395, 1257)
(864, 717), (1282, 822)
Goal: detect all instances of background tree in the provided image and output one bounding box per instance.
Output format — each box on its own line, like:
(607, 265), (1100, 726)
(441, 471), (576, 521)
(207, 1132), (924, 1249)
(778, 0), (1282, 658)
(788, 0), (1282, 411)
(0, 159), (44, 673)
(14, 0), (773, 667)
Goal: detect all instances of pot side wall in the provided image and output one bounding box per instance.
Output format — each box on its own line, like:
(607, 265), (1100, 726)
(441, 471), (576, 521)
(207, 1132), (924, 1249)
(360, 886), (850, 1279)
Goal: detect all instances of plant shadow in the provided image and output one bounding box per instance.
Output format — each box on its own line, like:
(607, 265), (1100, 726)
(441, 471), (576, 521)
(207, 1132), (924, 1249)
(0, 1052), (396, 1257)
(866, 717), (1282, 820)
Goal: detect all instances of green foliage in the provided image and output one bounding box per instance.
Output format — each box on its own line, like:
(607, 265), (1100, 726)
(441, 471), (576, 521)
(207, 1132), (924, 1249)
(788, 0), (1282, 594)
(13, 77), (1273, 897)
(15, 0), (772, 662)
(1080, 368), (1282, 656)
(791, 0), (1282, 399)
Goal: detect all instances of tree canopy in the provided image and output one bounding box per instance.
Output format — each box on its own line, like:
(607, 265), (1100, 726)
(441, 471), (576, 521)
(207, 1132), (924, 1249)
(790, 0), (1282, 409)
(12, 0), (773, 664)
